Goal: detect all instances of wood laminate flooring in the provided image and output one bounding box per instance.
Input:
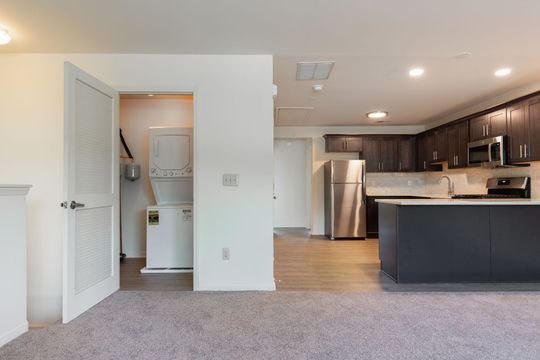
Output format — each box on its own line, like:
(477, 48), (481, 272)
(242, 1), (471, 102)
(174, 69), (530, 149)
(120, 257), (193, 291)
(273, 228), (540, 292)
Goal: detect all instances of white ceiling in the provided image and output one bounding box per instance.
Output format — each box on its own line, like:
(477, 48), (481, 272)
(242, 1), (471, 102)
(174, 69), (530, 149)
(2, 0), (540, 126)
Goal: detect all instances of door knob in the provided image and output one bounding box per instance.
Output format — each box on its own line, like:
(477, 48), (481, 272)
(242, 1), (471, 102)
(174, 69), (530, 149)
(70, 201), (85, 209)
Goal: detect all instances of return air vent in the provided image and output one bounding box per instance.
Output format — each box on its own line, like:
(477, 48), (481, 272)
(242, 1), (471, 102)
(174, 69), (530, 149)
(296, 61), (335, 80)
(274, 107), (314, 126)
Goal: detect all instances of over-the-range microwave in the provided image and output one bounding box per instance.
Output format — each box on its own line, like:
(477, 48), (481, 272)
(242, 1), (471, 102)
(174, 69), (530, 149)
(468, 135), (507, 168)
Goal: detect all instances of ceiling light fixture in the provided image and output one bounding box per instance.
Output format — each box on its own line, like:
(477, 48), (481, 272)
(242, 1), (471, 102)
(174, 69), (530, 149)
(367, 111), (388, 119)
(296, 61), (335, 80)
(494, 68), (512, 77)
(312, 84), (323, 92)
(0, 28), (11, 45)
(409, 68), (424, 77)
(147, 94), (154, 97)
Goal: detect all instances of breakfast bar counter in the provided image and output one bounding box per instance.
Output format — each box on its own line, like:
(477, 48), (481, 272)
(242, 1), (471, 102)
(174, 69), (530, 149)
(376, 199), (540, 283)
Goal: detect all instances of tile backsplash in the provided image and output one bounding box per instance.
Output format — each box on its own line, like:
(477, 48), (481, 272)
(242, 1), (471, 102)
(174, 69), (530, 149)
(367, 162), (540, 198)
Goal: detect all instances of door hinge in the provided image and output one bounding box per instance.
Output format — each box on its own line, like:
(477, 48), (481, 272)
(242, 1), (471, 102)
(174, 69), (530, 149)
(60, 201), (68, 208)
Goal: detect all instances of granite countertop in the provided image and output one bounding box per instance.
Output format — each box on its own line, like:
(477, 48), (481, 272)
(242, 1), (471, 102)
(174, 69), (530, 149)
(375, 198), (540, 206)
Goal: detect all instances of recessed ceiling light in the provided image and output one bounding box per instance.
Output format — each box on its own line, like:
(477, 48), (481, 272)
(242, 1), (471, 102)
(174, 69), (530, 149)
(147, 94), (154, 97)
(409, 68), (424, 77)
(0, 28), (11, 45)
(367, 111), (388, 119)
(312, 84), (323, 92)
(495, 68), (512, 77)
(296, 61), (335, 80)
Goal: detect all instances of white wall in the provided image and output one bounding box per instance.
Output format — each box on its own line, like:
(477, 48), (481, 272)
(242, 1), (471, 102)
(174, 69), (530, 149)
(273, 139), (309, 228)
(274, 125), (425, 235)
(0, 54), (274, 324)
(119, 97), (193, 257)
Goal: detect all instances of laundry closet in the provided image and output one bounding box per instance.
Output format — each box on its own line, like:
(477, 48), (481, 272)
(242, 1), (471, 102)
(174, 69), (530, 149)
(119, 94), (194, 289)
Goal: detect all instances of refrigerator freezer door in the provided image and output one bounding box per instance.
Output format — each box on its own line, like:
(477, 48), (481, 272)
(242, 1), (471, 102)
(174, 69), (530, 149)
(331, 183), (366, 238)
(330, 160), (364, 183)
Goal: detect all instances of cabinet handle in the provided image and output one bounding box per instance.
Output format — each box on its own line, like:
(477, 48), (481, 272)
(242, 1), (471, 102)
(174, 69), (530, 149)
(486, 126), (489, 136)
(456, 155), (459, 166)
(423, 161), (426, 170)
(399, 162), (402, 171)
(520, 144), (523, 158)
(524, 144), (528, 158)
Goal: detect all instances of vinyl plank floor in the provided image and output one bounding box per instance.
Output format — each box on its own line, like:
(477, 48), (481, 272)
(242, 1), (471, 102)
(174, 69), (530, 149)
(120, 258), (193, 291)
(273, 227), (540, 292)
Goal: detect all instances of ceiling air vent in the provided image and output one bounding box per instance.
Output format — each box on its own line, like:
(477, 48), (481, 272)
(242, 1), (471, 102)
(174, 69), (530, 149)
(296, 61), (335, 80)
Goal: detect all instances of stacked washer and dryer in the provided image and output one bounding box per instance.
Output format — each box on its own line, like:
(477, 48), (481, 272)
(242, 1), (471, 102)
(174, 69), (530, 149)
(140, 127), (194, 273)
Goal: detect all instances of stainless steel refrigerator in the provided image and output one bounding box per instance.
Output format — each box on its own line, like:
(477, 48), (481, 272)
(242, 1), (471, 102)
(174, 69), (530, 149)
(324, 160), (366, 239)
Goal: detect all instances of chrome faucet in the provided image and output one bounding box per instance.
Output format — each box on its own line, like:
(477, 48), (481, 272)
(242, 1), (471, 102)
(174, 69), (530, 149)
(440, 176), (455, 198)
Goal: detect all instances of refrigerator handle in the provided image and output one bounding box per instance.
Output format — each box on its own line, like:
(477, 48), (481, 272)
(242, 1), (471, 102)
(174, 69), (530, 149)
(361, 164), (366, 204)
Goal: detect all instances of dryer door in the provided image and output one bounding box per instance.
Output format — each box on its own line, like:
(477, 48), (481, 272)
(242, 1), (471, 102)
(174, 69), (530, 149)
(152, 134), (191, 172)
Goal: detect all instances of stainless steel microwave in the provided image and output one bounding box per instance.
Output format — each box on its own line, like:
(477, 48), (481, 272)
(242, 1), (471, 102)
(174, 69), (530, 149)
(468, 136), (506, 167)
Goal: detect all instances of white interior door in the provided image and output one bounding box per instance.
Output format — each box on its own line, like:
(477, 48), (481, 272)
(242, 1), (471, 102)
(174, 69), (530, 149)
(273, 139), (309, 228)
(63, 62), (119, 323)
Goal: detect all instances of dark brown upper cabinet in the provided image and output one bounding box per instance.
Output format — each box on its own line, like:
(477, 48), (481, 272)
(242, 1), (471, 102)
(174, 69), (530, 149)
(398, 136), (416, 172)
(507, 102), (528, 163)
(416, 135), (429, 171)
(447, 120), (469, 168)
(361, 136), (398, 173)
(469, 109), (507, 141)
(323, 135), (363, 152)
(508, 96), (540, 163)
(425, 128), (448, 163)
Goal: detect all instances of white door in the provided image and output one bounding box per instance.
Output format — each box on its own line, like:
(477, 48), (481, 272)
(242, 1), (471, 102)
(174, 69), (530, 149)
(273, 139), (309, 228)
(62, 62), (119, 323)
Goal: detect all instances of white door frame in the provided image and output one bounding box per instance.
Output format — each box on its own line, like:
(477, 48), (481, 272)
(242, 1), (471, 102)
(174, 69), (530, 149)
(118, 87), (200, 291)
(273, 137), (313, 230)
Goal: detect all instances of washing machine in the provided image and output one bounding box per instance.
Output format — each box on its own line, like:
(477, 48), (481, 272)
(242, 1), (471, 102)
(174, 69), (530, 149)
(141, 127), (193, 273)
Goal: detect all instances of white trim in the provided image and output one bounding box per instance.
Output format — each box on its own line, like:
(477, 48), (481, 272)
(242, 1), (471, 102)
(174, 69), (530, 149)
(140, 267), (193, 274)
(197, 282), (276, 291)
(0, 185), (32, 196)
(0, 322), (28, 348)
(117, 87), (200, 292)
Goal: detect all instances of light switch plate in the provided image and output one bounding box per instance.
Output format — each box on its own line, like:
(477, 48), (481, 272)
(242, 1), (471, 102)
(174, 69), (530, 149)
(223, 174), (239, 186)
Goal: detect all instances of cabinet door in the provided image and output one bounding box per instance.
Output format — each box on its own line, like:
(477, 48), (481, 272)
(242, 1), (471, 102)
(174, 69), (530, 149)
(325, 137), (346, 152)
(344, 137), (363, 152)
(469, 115), (487, 141)
(447, 125), (459, 168)
(379, 138), (398, 172)
(527, 96), (540, 161)
(434, 128), (448, 162)
(398, 137), (415, 172)
(507, 103), (527, 163)
(416, 136), (428, 171)
(456, 121), (469, 167)
(487, 109), (507, 137)
(426, 132), (436, 162)
(362, 137), (380, 173)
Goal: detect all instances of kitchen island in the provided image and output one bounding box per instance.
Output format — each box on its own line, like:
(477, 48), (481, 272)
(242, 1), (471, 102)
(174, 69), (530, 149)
(376, 198), (540, 283)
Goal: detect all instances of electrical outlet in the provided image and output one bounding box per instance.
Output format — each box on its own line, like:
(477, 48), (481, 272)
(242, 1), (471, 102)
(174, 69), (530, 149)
(223, 174), (239, 186)
(222, 247), (230, 260)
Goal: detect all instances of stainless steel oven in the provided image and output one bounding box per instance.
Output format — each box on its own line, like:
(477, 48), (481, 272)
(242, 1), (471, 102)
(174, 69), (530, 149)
(468, 135), (506, 167)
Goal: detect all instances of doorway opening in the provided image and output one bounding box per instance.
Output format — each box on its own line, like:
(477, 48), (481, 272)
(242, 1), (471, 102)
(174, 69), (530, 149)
(273, 138), (312, 229)
(118, 93), (194, 291)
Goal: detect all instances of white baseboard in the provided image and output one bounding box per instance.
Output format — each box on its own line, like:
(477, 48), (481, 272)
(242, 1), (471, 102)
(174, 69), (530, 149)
(0, 322), (28, 348)
(195, 282), (276, 291)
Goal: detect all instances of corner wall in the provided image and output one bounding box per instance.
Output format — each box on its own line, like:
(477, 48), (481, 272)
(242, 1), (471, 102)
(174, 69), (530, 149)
(0, 54), (274, 324)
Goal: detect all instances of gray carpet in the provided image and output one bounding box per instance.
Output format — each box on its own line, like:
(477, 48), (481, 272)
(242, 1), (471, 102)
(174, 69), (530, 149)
(2, 291), (540, 360)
